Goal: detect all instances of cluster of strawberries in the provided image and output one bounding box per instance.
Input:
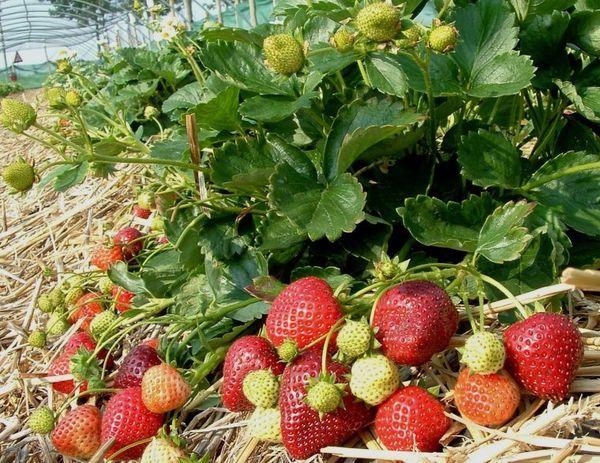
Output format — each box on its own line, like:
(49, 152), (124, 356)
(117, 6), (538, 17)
(221, 277), (584, 459)
(31, 335), (191, 460)
(27, 192), (194, 461)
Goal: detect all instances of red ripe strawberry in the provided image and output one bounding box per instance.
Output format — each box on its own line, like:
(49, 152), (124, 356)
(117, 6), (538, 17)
(280, 350), (372, 460)
(101, 387), (163, 460)
(70, 292), (103, 331)
(141, 363), (191, 413)
(503, 312), (583, 401)
(114, 344), (162, 389)
(90, 245), (124, 271)
(51, 404), (102, 458)
(49, 351), (86, 395)
(157, 235), (169, 244)
(454, 368), (521, 426)
(375, 386), (450, 452)
(142, 338), (160, 350)
(112, 286), (134, 313)
(222, 335), (284, 412)
(266, 277), (342, 351)
(65, 331), (97, 353)
(114, 226), (144, 260)
(132, 204), (151, 219)
(372, 280), (458, 366)
(48, 332), (111, 394)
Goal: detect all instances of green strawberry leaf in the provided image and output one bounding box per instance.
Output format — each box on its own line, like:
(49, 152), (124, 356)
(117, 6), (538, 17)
(291, 266), (353, 289)
(307, 44), (361, 75)
(398, 194), (498, 252)
(201, 27), (265, 46)
(475, 201), (535, 263)
(210, 138), (275, 194)
(210, 135), (313, 194)
(323, 97), (424, 180)
(204, 251), (269, 322)
(478, 233), (560, 301)
(457, 130), (523, 188)
(394, 54), (463, 97)
(192, 86), (241, 131)
(149, 134), (191, 176)
(239, 92), (318, 123)
(269, 162), (366, 241)
(259, 214), (308, 251)
(162, 82), (203, 113)
(519, 11), (570, 65)
(453, 0), (535, 97)
(522, 151), (600, 236)
(54, 162), (88, 192)
(198, 42), (296, 96)
(107, 262), (149, 295)
(556, 62), (600, 123)
(245, 276), (287, 302)
(364, 53), (409, 97)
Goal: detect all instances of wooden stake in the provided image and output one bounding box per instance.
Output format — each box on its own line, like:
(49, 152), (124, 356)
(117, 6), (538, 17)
(185, 113), (208, 201)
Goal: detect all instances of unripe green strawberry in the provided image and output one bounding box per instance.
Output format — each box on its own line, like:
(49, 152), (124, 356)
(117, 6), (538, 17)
(277, 338), (299, 362)
(56, 59), (72, 74)
(356, 3), (399, 42)
(305, 376), (345, 416)
(242, 369), (280, 408)
(0, 98), (37, 133)
(89, 311), (118, 342)
(53, 304), (67, 315)
(47, 313), (70, 336)
(462, 331), (505, 374)
(374, 261), (398, 281)
(138, 191), (155, 210)
(65, 274), (86, 289)
(428, 24), (458, 53)
(151, 216), (164, 232)
(38, 294), (54, 313)
(144, 105), (159, 119)
(65, 90), (82, 108)
(140, 437), (187, 463)
(65, 286), (84, 306)
(98, 276), (115, 294)
(28, 330), (47, 348)
(2, 160), (35, 192)
(48, 287), (65, 307)
(332, 28), (354, 51)
(46, 87), (66, 109)
(263, 34), (304, 76)
(247, 408), (282, 443)
(337, 319), (375, 359)
(28, 406), (55, 434)
(395, 24), (422, 48)
(350, 354), (400, 405)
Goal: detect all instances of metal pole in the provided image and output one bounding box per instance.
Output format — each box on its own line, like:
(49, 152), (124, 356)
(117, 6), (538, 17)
(0, 8), (9, 82)
(183, 0), (193, 28)
(234, 0), (240, 27)
(215, 0), (223, 23)
(248, 0), (257, 27)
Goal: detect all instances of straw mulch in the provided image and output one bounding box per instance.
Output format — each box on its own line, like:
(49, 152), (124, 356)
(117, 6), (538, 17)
(0, 90), (599, 463)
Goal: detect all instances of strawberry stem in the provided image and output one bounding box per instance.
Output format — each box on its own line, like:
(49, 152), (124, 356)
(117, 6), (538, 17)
(461, 292), (478, 333)
(321, 319), (344, 374)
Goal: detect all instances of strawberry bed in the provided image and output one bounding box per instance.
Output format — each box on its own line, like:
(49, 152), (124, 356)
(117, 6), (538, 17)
(2, 0), (600, 461)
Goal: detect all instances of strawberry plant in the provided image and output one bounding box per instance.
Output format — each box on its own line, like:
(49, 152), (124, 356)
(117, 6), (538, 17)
(6, 0), (600, 460)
